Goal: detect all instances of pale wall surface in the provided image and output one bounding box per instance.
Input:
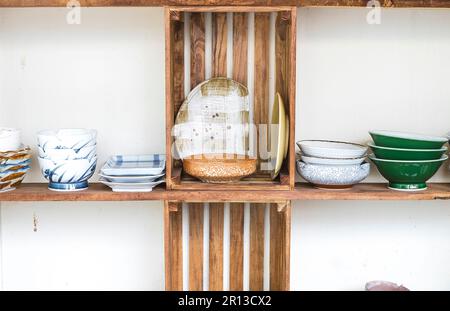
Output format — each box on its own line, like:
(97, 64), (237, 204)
(0, 7), (449, 290)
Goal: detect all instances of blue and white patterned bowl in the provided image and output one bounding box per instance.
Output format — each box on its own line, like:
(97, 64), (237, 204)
(37, 129), (97, 150)
(38, 144), (96, 161)
(297, 160), (370, 190)
(38, 156), (97, 191)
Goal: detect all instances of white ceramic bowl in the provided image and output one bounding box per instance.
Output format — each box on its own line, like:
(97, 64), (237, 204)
(37, 129), (97, 150)
(38, 144), (96, 161)
(0, 128), (21, 152)
(38, 156), (97, 191)
(296, 160), (370, 189)
(297, 140), (368, 159)
(301, 154), (366, 166)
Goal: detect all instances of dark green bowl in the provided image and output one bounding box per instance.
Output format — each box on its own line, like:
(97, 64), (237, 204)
(369, 130), (448, 149)
(369, 154), (448, 191)
(368, 143), (447, 161)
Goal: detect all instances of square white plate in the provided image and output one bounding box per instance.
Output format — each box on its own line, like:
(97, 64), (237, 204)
(98, 172), (165, 183)
(99, 177), (165, 192)
(101, 154), (165, 176)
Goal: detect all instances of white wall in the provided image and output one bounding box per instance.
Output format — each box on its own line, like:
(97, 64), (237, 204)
(293, 8), (450, 291)
(1, 7), (450, 290)
(0, 8), (166, 290)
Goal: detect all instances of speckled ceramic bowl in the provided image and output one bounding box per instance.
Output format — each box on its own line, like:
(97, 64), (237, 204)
(183, 153), (256, 183)
(296, 160), (370, 189)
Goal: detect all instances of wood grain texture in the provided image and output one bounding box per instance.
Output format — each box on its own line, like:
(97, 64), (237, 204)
(190, 12), (206, 90)
(232, 12), (248, 85)
(5, 183), (450, 202)
(164, 201), (183, 290)
(269, 201), (291, 291)
(249, 203), (265, 290)
(287, 8), (297, 190)
(166, 8), (185, 190)
(4, 1), (450, 8)
(229, 203), (244, 290)
(254, 12), (270, 172)
(275, 12), (289, 104)
(212, 13), (228, 77)
(209, 203), (224, 291)
(189, 203), (204, 291)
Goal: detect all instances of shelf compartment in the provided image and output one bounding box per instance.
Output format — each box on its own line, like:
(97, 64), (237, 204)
(2, 1), (450, 8)
(165, 6), (297, 191)
(2, 183), (450, 202)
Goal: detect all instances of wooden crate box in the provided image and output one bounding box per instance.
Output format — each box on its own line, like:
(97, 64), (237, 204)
(165, 6), (297, 191)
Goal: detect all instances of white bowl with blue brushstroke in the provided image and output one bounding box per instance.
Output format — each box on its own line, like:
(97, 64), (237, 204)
(37, 129), (97, 150)
(38, 144), (97, 161)
(38, 156), (97, 191)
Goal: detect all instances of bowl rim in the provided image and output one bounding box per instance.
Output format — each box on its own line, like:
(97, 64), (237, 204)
(298, 152), (366, 161)
(368, 154), (449, 163)
(368, 143), (448, 152)
(296, 140), (367, 150)
(37, 128), (97, 137)
(38, 155), (97, 163)
(369, 130), (448, 143)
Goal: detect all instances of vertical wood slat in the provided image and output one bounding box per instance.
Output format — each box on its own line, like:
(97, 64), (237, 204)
(188, 13), (206, 291)
(165, 9), (185, 189)
(232, 12), (248, 85)
(249, 12), (270, 291)
(190, 12), (206, 89)
(229, 203), (244, 290)
(212, 13), (228, 77)
(209, 11), (229, 291)
(269, 202), (291, 291)
(164, 202), (183, 291)
(209, 203), (224, 291)
(189, 203), (204, 291)
(275, 9), (296, 189)
(249, 203), (265, 291)
(254, 12), (271, 172)
(228, 13), (248, 292)
(287, 8), (297, 190)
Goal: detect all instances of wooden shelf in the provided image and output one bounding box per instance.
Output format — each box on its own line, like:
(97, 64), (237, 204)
(2, 182), (450, 202)
(1, 0), (450, 8)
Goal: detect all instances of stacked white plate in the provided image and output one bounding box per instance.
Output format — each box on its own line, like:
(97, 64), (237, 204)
(296, 140), (370, 190)
(99, 155), (165, 192)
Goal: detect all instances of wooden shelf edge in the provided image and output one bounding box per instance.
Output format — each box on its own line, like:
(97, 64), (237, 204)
(1, 1), (450, 8)
(2, 182), (450, 202)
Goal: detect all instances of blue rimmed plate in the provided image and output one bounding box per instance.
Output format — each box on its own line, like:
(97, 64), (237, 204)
(101, 155), (165, 176)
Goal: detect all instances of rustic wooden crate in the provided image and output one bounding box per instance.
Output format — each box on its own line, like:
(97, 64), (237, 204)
(165, 6), (297, 191)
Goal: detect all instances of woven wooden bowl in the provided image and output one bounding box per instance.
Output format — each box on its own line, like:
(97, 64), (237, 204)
(183, 154), (257, 183)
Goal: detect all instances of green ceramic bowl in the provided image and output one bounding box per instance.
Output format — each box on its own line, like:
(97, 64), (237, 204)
(369, 130), (447, 149)
(368, 143), (447, 161)
(369, 154), (448, 191)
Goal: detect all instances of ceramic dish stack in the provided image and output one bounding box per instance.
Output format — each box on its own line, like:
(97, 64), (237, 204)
(37, 129), (97, 191)
(296, 140), (369, 189)
(0, 128), (31, 193)
(368, 130), (448, 191)
(99, 155), (165, 192)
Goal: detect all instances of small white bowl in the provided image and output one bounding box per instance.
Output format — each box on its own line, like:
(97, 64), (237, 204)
(301, 154), (366, 166)
(38, 156), (97, 191)
(37, 129), (97, 150)
(296, 160), (370, 189)
(297, 140), (368, 159)
(0, 128), (21, 152)
(38, 144), (96, 161)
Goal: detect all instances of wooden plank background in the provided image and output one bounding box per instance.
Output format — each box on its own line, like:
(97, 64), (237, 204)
(2, 1), (450, 8)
